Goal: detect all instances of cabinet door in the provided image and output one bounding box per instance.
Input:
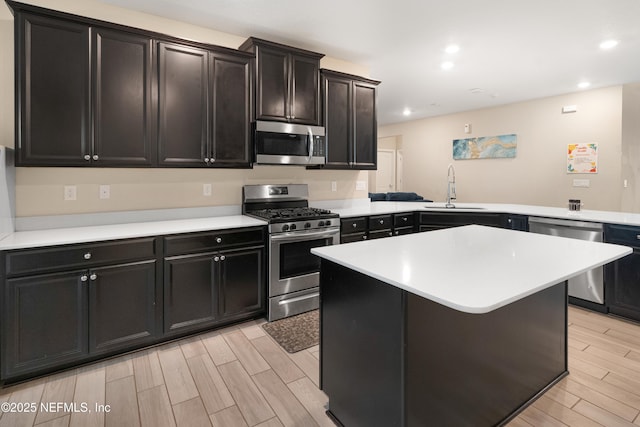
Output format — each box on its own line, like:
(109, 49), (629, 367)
(290, 54), (320, 125)
(353, 82), (377, 169)
(3, 271), (88, 378)
(219, 247), (265, 319)
(164, 253), (217, 333)
(17, 13), (90, 166)
(323, 74), (352, 168)
(210, 52), (252, 167)
(256, 47), (288, 121)
(89, 261), (157, 354)
(157, 42), (208, 166)
(606, 249), (640, 321)
(93, 29), (154, 166)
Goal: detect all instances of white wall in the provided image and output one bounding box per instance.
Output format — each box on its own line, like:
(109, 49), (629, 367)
(379, 87), (624, 211)
(0, 0), (370, 217)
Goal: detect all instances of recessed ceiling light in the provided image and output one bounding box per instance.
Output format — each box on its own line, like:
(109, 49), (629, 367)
(445, 44), (460, 54)
(577, 81), (591, 89)
(441, 61), (454, 70)
(402, 108), (411, 116)
(599, 39), (619, 50)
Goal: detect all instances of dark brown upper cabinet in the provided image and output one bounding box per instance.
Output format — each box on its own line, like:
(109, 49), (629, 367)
(157, 43), (252, 167)
(16, 13), (91, 166)
(15, 11), (154, 167)
(321, 69), (380, 170)
(92, 29), (155, 166)
(240, 37), (323, 125)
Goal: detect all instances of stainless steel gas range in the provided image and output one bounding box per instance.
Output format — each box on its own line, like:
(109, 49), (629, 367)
(243, 184), (340, 321)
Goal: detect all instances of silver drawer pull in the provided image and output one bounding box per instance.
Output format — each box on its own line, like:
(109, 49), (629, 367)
(84, 154), (91, 161)
(92, 155), (99, 161)
(636, 235), (640, 240)
(403, 217), (408, 222)
(216, 237), (222, 243)
(89, 273), (97, 281)
(220, 255), (226, 261)
(84, 252), (92, 260)
(352, 223), (357, 228)
(362, 235), (368, 240)
(80, 275), (88, 282)
(379, 219), (384, 224)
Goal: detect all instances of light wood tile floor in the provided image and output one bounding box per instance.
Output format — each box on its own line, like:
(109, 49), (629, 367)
(1, 306), (640, 426)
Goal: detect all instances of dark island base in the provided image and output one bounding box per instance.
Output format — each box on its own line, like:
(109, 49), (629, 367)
(320, 260), (568, 427)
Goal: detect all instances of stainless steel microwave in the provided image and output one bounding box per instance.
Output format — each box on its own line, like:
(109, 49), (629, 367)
(254, 121), (326, 165)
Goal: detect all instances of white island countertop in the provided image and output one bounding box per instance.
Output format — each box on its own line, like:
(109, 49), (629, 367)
(312, 224), (632, 314)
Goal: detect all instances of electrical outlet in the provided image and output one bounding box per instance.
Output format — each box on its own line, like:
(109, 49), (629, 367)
(331, 181), (337, 192)
(203, 183), (212, 196)
(99, 185), (110, 199)
(356, 181), (367, 191)
(64, 185), (77, 201)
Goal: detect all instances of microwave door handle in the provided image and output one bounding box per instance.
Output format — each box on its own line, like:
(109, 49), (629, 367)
(307, 129), (314, 164)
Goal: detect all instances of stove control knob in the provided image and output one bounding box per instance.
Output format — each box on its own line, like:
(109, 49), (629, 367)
(290, 224), (297, 230)
(325, 220), (331, 226)
(305, 222), (311, 229)
(282, 224), (290, 232)
(318, 221), (325, 227)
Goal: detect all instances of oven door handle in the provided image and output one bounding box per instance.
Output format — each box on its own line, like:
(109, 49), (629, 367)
(270, 228), (340, 243)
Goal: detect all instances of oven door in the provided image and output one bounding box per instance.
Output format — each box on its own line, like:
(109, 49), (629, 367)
(269, 227), (340, 297)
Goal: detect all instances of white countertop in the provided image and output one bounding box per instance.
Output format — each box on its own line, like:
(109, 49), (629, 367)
(311, 225), (632, 314)
(0, 215), (267, 250)
(326, 201), (640, 227)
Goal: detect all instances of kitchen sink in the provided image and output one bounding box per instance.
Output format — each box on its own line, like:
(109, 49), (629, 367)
(422, 205), (485, 210)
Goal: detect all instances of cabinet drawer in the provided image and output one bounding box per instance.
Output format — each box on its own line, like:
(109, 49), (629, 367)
(369, 215), (393, 231)
(369, 230), (393, 240)
(164, 227), (265, 256)
(605, 224), (640, 247)
(5, 238), (157, 277)
(393, 213), (415, 228)
(341, 217), (367, 233)
(340, 232), (367, 244)
(394, 227), (414, 236)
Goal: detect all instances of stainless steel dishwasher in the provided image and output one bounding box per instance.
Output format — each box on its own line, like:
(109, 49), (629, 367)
(528, 216), (604, 304)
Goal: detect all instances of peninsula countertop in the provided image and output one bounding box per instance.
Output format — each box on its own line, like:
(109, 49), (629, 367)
(311, 224), (632, 314)
(324, 201), (640, 227)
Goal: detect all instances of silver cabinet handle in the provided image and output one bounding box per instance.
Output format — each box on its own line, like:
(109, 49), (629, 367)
(379, 219), (384, 224)
(214, 256), (220, 262)
(89, 273), (97, 281)
(352, 223), (357, 228)
(84, 252), (92, 260)
(84, 155), (91, 161)
(216, 237), (222, 243)
(636, 235), (640, 240)
(220, 255), (226, 261)
(403, 217), (408, 222)
(362, 235), (368, 240)
(204, 158), (210, 163)
(80, 275), (88, 282)
(92, 155), (99, 161)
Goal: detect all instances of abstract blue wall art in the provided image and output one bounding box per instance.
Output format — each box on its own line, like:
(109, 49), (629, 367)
(453, 134), (517, 160)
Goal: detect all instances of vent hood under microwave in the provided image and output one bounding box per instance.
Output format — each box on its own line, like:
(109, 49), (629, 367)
(254, 121), (326, 166)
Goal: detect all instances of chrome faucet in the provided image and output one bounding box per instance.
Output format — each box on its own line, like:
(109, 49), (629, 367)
(446, 163), (456, 208)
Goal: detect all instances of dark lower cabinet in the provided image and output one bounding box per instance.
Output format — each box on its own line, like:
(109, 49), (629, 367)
(3, 271), (88, 378)
(164, 253), (218, 333)
(605, 224), (640, 321)
(89, 261), (158, 354)
(419, 212), (508, 232)
(164, 245), (266, 334)
(340, 213), (416, 243)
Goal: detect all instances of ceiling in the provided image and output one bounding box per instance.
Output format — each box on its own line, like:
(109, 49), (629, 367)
(101, 0), (640, 125)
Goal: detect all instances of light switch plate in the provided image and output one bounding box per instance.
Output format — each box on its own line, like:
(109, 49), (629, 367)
(203, 183), (212, 196)
(356, 181), (367, 191)
(331, 181), (337, 192)
(572, 179), (590, 188)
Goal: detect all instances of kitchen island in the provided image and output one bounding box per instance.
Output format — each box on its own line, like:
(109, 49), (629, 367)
(312, 225), (631, 426)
